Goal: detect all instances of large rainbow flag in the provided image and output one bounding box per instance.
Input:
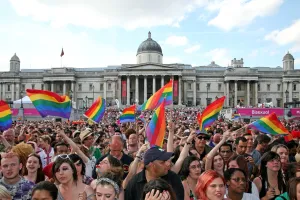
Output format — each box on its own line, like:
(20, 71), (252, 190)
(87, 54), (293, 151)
(84, 97), (106, 123)
(138, 80), (173, 111)
(26, 89), (71, 118)
(120, 105), (136, 123)
(146, 100), (166, 148)
(250, 112), (289, 135)
(197, 96), (226, 131)
(0, 101), (12, 131)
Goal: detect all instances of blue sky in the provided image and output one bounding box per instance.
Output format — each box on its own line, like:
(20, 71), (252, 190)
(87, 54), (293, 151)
(0, 0), (300, 71)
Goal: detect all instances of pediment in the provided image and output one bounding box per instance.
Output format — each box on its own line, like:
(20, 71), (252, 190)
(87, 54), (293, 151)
(121, 63), (178, 70)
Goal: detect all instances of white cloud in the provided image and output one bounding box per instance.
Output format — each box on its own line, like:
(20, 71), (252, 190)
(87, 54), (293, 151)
(204, 48), (231, 66)
(265, 19), (300, 53)
(9, 0), (208, 30)
(165, 36), (189, 47)
(164, 56), (182, 64)
(208, 0), (284, 31)
(184, 45), (201, 53)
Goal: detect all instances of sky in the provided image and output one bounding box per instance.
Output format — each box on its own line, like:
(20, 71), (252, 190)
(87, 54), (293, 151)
(1, 0), (300, 71)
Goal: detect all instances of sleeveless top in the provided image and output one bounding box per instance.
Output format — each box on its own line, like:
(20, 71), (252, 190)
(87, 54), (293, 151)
(259, 176), (285, 200)
(57, 186), (95, 200)
(189, 189), (197, 200)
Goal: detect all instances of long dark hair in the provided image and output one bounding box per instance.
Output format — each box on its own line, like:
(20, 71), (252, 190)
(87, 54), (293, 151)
(287, 177), (300, 200)
(260, 151), (285, 192)
(52, 155), (78, 183)
(141, 178), (176, 200)
(23, 153), (45, 183)
(32, 181), (58, 200)
(69, 154), (85, 176)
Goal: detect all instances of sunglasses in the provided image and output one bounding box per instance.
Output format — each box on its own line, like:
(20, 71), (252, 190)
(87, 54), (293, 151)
(197, 136), (209, 140)
(57, 154), (71, 160)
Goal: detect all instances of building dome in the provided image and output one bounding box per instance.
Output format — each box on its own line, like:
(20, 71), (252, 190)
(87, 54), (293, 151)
(137, 32), (163, 56)
(10, 53), (20, 62)
(283, 51), (294, 61)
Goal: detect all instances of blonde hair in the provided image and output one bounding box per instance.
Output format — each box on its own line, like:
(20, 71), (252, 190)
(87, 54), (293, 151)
(0, 185), (12, 199)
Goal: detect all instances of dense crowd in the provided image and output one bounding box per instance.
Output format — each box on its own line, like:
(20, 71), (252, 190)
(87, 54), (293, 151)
(0, 107), (300, 200)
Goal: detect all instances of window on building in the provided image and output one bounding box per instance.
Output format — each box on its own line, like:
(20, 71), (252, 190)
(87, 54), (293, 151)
(266, 98), (272, 103)
(89, 84), (93, 91)
(22, 84), (25, 92)
(32, 84), (35, 89)
(258, 98), (261, 103)
(59, 85), (63, 92)
(78, 98), (83, 109)
(218, 84), (221, 91)
(277, 99), (281, 107)
(267, 84), (270, 91)
(41, 84), (44, 90)
(7, 84), (10, 92)
(78, 84), (82, 91)
(196, 84), (200, 91)
(258, 84), (260, 91)
(293, 84), (297, 91)
(188, 83), (192, 90)
(100, 84), (103, 91)
(207, 83), (210, 91)
(196, 98), (201, 106)
(237, 84), (242, 91)
(277, 84), (281, 91)
(207, 98), (212, 105)
(108, 83), (111, 90)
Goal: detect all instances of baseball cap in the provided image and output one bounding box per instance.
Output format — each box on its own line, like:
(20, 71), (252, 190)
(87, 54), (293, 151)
(144, 147), (173, 166)
(196, 130), (210, 139)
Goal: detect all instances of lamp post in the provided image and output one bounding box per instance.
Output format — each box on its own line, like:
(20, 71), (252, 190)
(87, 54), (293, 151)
(232, 93), (235, 108)
(285, 89), (289, 105)
(20, 91), (23, 109)
(85, 96), (88, 110)
(206, 84), (209, 106)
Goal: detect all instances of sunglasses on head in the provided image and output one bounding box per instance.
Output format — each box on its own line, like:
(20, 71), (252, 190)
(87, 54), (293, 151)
(57, 154), (71, 160)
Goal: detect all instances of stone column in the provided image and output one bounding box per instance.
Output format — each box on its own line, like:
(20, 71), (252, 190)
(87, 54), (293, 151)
(2, 83), (5, 100)
(254, 81), (258, 106)
(193, 80), (196, 106)
(103, 81), (107, 100)
(234, 81), (237, 107)
(16, 83), (20, 100)
(152, 76), (156, 94)
(118, 77), (122, 105)
(51, 82), (54, 92)
(144, 76), (147, 103)
(0, 83), (2, 99)
(63, 81), (66, 95)
(126, 76), (130, 105)
(289, 82), (293, 102)
(247, 81), (250, 106)
(178, 76), (182, 105)
(226, 82), (229, 107)
(161, 75), (164, 87)
(183, 81), (187, 104)
(11, 83), (15, 100)
(298, 82), (300, 101)
(135, 76), (139, 104)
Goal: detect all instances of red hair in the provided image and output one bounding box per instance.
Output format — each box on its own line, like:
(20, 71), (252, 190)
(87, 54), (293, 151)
(195, 170), (225, 200)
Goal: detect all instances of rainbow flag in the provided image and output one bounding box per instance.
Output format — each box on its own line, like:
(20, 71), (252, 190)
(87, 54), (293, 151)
(146, 100), (166, 148)
(197, 96), (225, 131)
(26, 89), (71, 118)
(120, 105), (136, 123)
(84, 97), (106, 123)
(232, 113), (241, 120)
(138, 80), (173, 111)
(250, 112), (288, 135)
(0, 101), (12, 131)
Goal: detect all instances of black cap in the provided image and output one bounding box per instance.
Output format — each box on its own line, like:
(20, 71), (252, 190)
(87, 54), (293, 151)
(144, 147), (173, 166)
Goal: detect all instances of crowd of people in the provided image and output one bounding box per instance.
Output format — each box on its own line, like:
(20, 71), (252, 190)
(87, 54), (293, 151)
(0, 107), (300, 200)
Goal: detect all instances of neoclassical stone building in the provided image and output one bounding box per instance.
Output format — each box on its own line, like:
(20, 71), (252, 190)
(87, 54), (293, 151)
(1, 32), (300, 109)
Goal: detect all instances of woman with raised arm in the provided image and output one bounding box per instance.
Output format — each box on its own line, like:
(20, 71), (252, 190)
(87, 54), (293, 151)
(205, 130), (231, 176)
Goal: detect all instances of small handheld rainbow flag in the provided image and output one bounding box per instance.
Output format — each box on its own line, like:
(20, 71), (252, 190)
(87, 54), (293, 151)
(146, 100), (166, 148)
(249, 112), (289, 135)
(84, 97), (106, 123)
(197, 96), (225, 131)
(232, 113), (241, 120)
(138, 80), (173, 111)
(26, 89), (71, 118)
(0, 101), (12, 131)
(120, 105), (136, 123)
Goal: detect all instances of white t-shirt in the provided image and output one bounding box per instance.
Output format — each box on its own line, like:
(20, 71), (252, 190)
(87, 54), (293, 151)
(242, 193), (260, 200)
(39, 147), (54, 168)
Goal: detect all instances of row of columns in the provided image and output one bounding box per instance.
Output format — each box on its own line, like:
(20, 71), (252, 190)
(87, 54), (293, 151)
(0, 83), (20, 101)
(122, 75), (182, 105)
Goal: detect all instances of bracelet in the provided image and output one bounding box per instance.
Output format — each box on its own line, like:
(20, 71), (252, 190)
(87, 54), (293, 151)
(136, 155), (142, 160)
(186, 142), (191, 145)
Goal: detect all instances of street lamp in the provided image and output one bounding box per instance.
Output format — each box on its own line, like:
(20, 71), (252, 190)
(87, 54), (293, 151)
(285, 90), (289, 104)
(20, 91), (23, 109)
(85, 96), (88, 109)
(69, 90), (73, 108)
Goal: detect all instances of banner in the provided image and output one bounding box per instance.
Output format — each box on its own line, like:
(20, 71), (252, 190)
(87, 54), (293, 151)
(122, 81), (127, 97)
(290, 108), (300, 116)
(236, 108), (284, 117)
(173, 80), (178, 97)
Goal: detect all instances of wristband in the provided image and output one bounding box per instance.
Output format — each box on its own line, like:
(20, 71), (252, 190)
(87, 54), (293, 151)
(186, 142), (191, 145)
